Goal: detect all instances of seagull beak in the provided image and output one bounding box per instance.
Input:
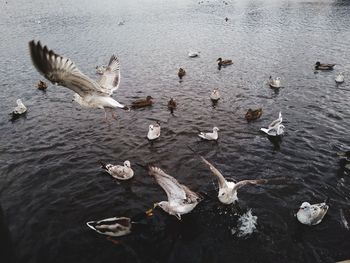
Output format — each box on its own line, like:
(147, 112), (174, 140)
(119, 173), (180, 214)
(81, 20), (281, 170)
(123, 106), (130, 111)
(153, 203), (158, 209)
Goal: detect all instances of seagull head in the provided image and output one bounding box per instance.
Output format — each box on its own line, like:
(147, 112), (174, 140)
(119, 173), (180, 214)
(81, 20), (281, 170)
(124, 160), (131, 168)
(299, 202), (311, 211)
(213, 127), (220, 132)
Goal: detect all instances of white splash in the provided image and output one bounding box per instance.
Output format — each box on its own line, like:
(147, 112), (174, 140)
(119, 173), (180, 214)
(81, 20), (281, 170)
(340, 209), (349, 230)
(235, 209), (258, 237)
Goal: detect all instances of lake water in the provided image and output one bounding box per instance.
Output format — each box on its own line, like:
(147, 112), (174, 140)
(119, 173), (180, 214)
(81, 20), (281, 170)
(1, 0), (350, 262)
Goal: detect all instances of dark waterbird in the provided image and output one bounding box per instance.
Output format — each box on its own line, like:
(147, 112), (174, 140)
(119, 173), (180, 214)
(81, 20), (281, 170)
(131, 96), (153, 109)
(314, 61), (335, 70)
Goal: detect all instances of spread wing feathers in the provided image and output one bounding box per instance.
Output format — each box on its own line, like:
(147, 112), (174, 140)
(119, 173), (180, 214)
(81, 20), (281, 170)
(148, 165), (189, 202)
(200, 156), (228, 189)
(268, 112), (282, 128)
(98, 55), (121, 95)
(29, 40), (102, 97)
(310, 203), (329, 224)
(232, 177), (287, 192)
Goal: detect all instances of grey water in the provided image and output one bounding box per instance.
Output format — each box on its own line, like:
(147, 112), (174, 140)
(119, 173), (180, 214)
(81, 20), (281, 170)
(1, 0), (350, 262)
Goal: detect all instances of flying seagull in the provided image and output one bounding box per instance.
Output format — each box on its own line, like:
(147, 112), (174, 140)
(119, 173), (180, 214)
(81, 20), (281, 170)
(147, 164), (202, 220)
(200, 156), (285, 205)
(28, 40), (129, 120)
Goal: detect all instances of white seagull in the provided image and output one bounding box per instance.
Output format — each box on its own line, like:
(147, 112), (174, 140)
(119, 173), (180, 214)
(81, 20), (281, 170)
(28, 40), (129, 120)
(268, 76), (281, 88)
(198, 127), (219, 140)
(12, 99), (27, 115)
(296, 200), (329, 225)
(95, 65), (106, 75)
(147, 122), (161, 140)
(200, 156), (280, 204)
(148, 165), (202, 220)
(99, 160), (134, 180)
(335, 72), (345, 84)
(260, 112), (285, 136)
(188, 51), (200, 58)
(210, 88), (220, 101)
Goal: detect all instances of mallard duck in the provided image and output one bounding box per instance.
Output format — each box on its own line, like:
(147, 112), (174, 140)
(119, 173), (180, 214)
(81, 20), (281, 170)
(147, 164), (202, 220)
(37, 80), (48, 90)
(86, 209), (154, 237)
(131, 96), (153, 108)
(260, 112), (285, 136)
(178, 68), (186, 79)
(296, 199), (329, 225)
(12, 99), (27, 115)
(199, 156), (286, 205)
(245, 108), (262, 121)
(210, 88), (220, 101)
(268, 76), (281, 88)
(198, 127), (219, 140)
(98, 160), (134, 180)
(217, 57), (233, 68)
(335, 72), (345, 83)
(167, 98), (177, 113)
(225, 17), (229, 22)
(315, 61), (335, 70)
(147, 122), (160, 140)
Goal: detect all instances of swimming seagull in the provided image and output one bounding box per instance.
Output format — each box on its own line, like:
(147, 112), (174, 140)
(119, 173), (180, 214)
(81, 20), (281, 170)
(188, 51), (200, 58)
(296, 200), (329, 225)
(98, 160), (134, 180)
(199, 156), (284, 204)
(198, 127), (219, 140)
(260, 112), (285, 136)
(210, 88), (220, 101)
(28, 40), (129, 120)
(147, 165), (202, 220)
(12, 99), (27, 115)
(147, 122), (161, 140)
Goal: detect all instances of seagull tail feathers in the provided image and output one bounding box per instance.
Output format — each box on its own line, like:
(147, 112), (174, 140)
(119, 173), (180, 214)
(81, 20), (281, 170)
(98, 160), (108, 171)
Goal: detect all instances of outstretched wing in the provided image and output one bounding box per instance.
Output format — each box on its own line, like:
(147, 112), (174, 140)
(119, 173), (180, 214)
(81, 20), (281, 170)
(268, 112), (282, 129)
(200, 156), (228, 189)
(29, 40), (101, 97)
(98, 55), (121, 95)
(148, 165), (187, 202)
(233, 177), (287, 192)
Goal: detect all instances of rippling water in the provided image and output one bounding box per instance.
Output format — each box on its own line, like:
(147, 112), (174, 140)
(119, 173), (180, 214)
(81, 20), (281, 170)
(1, 0), (350, 262)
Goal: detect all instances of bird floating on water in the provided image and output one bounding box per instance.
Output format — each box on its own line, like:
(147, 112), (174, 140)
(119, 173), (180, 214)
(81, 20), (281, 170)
(188, 51), (200, 58)
(245, 108), (262, 122)
(167, 98), (177, 113)
(260, 112), (285, 136)
(296, 200), (329, 225)
(147, 164), (202, 220)
(99, 160), (134, 180)
(217, 57), (233, 68)
(12, 99), (27, 115)
(315, 61), (335, 70)
(335, 72), (345, 83)
(87, 209), (153, 237)
(210, 88), (220, 101)
(178, 68), (186, 79)
(131, 96), (153, 109)
(147, 122), (161, 140)
(268, 76), (281, 89)
(37, 80), (48, 90)
(199, 156), (284, 204)
(29, 40), (129, 120)
(198, 127), (219, 140)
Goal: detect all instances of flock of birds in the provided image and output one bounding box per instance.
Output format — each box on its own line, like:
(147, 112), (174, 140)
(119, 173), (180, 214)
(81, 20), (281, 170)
(10, 39), (345, 239)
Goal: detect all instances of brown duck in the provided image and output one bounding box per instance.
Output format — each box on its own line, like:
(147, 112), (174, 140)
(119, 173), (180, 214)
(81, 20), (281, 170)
(37, 80), (48, 90)
(168, 98), (177, 113)
(178, 68), (186, 79)
(217, 58), (233, 68)
(131, 96), (153, 108)
(315, 61), (335, 70)
(245, 108), (262, 122)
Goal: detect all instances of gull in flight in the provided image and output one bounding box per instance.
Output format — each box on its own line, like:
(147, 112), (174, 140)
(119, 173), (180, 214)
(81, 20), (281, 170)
(28, 40), (129, 120)
(296, 200), (329, 225)
(199, 156), (285, 205)
(147, 164), (202, 220)
(260, 111), (285, 136)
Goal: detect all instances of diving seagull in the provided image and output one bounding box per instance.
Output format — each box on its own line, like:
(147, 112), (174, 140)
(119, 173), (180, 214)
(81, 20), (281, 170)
(296, 200), (329, 225)
(260, 112), (285, 136)
(28, 40), (129, 120)
(200, 156), (285, 205)
(12, 99), (27, 115)
(147, 165), (202, 220)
